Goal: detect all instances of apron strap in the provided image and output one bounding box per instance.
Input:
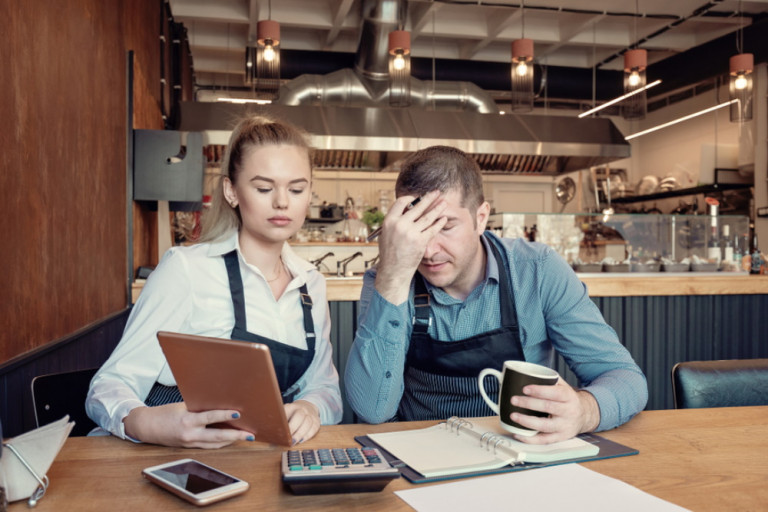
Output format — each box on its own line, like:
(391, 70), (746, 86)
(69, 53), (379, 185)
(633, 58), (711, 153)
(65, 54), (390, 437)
(223, 250), (316, 351)
(413, 278), (431, 334)
(486, 235), (518, 329)
(223, 250), (248, 330)
(298, 284), (316, 352)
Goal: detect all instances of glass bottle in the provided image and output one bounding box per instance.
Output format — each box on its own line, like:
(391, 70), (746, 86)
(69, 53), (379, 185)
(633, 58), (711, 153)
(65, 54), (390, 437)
(750, 234), (762, 275)
(706, 226), (721, 264)
(741, 235), (752, 272)
(722, 225), (733, 263)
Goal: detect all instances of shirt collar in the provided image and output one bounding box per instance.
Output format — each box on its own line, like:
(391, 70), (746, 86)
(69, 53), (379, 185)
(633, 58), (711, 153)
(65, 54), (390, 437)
(206, 230), (238, 257)
(206, 229), (315, 278)
(480, 233), (501, 284)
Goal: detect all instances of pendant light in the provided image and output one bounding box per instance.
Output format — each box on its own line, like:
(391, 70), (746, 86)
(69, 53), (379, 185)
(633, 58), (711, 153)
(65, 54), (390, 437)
(245, 1), (280, 98)
(622, 1), (647, 120)
(729, 1), (753, 122)
(622, 49), (648, 119)
(621, 1), (647, 119)
(388, 30), (411, 107)
(510, 1), (533, 112)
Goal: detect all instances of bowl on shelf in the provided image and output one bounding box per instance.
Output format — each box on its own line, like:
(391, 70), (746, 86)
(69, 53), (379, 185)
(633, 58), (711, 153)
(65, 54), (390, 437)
(661, 262), (691, 272)
(631, 262), (661, 273)
(603, 263), (630, 273)
(691, 262), (719, 272)
(573, 263), (602, 273)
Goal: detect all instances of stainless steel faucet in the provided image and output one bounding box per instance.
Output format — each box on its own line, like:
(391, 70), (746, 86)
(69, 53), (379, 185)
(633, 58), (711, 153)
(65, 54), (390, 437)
(310, 252), (334, 272)
(364, 253), (380, 270)
(337, 251), (363, 277)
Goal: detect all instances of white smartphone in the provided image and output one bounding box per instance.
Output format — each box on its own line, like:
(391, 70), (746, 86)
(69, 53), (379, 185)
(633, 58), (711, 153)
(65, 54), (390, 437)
(142, 459), (249, 506)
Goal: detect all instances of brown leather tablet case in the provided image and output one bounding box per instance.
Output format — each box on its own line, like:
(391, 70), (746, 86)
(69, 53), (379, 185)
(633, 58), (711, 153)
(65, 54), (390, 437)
(157, 331), (293, 446)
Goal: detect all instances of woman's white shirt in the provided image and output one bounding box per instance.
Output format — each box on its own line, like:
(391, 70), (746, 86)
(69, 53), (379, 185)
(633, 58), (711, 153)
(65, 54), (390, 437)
(86, 231), (342, 439)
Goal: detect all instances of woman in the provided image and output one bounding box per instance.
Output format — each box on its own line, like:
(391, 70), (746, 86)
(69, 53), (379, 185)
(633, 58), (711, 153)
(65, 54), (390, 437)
(86, 115), (342, 448)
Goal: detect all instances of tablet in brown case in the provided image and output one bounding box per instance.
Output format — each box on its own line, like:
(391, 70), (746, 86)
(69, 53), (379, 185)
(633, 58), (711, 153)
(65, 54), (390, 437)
(157, 331), (293, 446)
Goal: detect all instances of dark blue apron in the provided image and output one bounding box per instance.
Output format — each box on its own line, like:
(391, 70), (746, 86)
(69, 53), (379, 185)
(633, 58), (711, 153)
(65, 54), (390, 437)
(396, 236), (525, 421)
(145, 250), (316, 406)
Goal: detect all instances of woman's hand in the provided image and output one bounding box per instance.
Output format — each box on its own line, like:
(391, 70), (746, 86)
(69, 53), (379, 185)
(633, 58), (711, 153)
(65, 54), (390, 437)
(284, 400), (321, 445)
(123, 402), (253, 449)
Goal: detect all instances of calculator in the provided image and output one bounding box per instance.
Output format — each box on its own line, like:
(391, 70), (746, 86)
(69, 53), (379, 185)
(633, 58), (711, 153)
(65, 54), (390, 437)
(281, 447), (401, 495)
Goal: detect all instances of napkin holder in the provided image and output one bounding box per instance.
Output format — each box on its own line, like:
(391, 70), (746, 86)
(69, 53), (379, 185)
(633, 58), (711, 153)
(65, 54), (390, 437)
(1, 416), (73, 507)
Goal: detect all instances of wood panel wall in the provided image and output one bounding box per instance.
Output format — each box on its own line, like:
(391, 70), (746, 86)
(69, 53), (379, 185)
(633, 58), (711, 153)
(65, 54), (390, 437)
(0, 0), (163, 364)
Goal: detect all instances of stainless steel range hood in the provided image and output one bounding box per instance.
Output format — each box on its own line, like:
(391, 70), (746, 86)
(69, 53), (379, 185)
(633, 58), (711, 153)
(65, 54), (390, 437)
(179, 101), (630, 175)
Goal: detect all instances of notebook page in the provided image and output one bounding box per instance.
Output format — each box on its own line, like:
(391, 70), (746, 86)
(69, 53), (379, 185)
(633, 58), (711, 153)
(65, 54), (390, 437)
(367, 424), (519, 478)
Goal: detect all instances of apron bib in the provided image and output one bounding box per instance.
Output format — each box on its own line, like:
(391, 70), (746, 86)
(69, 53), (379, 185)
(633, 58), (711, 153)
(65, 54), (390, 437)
(397, 238), (525, 421)
(145, 250), (316, 406)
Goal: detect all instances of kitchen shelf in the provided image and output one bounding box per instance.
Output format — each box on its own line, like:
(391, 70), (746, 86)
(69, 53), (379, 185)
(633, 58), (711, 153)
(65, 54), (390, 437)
(611, 182), (750, 205)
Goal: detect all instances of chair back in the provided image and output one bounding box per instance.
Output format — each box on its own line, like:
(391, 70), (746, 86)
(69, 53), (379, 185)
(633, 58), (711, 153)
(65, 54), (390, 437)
(31, 368), (99, 436)
(671, 359), (768, 409)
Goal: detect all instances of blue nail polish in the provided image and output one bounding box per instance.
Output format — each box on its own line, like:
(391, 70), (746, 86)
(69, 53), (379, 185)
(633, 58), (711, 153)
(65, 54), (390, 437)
(232, 412), (240, 419)
(246, 435), (255, 441)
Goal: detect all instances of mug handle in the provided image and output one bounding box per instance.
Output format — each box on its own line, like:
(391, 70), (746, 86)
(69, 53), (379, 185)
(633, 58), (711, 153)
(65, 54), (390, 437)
(478, 368), (502, 414)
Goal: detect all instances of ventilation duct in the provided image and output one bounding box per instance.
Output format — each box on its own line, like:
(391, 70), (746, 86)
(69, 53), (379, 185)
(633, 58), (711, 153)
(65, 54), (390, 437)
(180, 0), (631, 174)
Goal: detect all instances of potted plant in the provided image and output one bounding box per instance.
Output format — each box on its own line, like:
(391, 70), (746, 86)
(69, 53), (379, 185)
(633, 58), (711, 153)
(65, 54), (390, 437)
(362, 207), (385, 232)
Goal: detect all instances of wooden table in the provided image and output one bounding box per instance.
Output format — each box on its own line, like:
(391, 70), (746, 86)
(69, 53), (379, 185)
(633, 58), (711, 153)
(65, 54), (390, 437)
(9, 407), (768, 511)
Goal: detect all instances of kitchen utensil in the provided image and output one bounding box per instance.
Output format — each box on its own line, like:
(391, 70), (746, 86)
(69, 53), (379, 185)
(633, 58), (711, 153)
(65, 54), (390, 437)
(637, 175), (659, 196)
(555, 177), (576, 212)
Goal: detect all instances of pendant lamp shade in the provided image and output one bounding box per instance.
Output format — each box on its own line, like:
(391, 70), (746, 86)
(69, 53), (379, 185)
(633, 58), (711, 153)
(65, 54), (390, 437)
(622, 49), (647, 120)
(510, 38), (534, 112)
(388, 30), (411, 107)
(729, 53), (753, 122)
(245, 19), (281, 97)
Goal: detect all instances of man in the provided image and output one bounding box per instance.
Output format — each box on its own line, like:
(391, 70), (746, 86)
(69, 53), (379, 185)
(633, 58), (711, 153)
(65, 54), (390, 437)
(344, 145), (647, 445)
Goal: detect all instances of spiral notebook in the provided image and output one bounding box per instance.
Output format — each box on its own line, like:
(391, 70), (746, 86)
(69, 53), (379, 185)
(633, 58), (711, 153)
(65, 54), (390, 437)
(357, 416), (637, 483)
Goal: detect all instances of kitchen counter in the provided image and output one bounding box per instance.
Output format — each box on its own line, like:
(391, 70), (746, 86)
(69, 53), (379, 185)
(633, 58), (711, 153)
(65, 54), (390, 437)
(132, 273), (768, 303)
(321, 272), (768, 301)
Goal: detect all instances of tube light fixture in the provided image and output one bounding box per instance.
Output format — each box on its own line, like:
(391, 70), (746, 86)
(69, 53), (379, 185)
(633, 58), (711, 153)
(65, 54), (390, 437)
(624, 100), (736, 140)
(578, 80), (662, 118)
(216, 98), (273, 105)
(388, 30), (411, 107)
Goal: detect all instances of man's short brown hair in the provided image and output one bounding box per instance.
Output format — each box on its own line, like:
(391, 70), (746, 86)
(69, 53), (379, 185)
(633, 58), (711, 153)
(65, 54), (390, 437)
(395, 145), (484, 212)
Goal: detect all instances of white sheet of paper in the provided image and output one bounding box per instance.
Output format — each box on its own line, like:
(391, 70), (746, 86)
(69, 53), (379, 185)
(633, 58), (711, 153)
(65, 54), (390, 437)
(395, 464), (690, 512)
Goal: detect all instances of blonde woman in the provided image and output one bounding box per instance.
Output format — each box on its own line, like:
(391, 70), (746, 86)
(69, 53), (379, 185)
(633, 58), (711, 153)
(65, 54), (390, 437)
(87, 116), (342, 448)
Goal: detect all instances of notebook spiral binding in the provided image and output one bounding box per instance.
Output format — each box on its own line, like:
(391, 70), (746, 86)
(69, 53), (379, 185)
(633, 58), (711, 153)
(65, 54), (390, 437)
(446, 416), (473, 435)
(445, 416), (521, 464)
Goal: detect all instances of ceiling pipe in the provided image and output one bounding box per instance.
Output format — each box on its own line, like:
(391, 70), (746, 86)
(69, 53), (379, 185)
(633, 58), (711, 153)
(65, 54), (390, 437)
(275, 0), (499, 113)
(272, 13), (768, 105)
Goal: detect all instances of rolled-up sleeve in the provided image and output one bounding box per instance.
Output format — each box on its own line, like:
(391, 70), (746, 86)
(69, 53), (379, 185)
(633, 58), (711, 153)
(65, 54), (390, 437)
(344, 270), (413, 424)
(533, 246), (648, 431)
(291, 273), (343, 425)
